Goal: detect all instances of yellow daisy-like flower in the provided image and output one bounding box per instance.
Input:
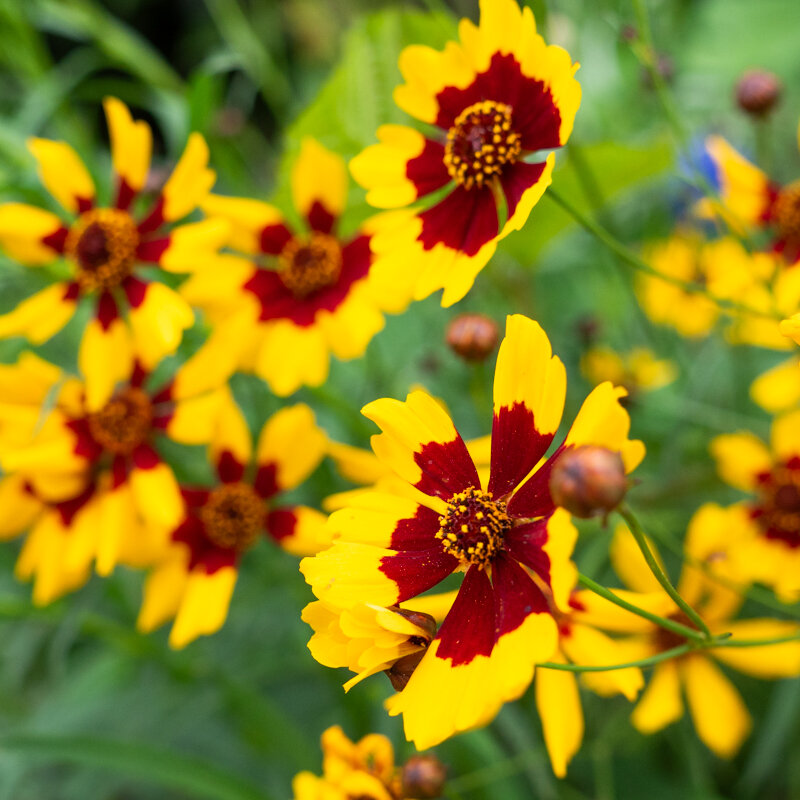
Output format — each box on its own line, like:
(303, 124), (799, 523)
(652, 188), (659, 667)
(301, 314), (643, 749)
(711, 410), (800, 602)
(0, 347), (228, 604)
(137, 392), (329, 648)
(580, 346), (677, 398)
(700, 130), (800, 264)
(638, 233), (777, 340)
(0, 97), (224, 410)
(349, 0), (581, 307)
(185, 137), (390, 397)
(581, 523), (800, 759)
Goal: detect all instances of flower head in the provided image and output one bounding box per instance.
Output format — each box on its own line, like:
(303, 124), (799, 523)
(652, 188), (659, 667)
(302, 315), (643, 748)
(138, 394), (328, 647)
(0, 98), (225, 410)
(349, 0), (581, 307)
(580, 346), (676, 399)
(188, 137), (391, 396)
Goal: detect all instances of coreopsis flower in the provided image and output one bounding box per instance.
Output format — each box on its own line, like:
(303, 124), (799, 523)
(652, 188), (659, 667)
(0, 347), (228, 603)
(580, 346), (676, 398)
(183, 137), (390, 397)
(138, 395), (328, 648)
(0, 97), (224, 410)
(711, 410), (800, 601)
(349, 0), (581, 307)
(699, 130), (800, 263)
(638, 233), (776, 339)
(302, 314), (644, 748)
(293, 726), (442, 800)
(581, 522), (800, 758)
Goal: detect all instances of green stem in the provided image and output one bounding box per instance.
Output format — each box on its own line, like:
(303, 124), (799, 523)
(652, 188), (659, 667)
(545, 187), (775, 320)
(711, 632), (800, 648)
(577, 573), (706, 642)
(618, 505), (713, 640)
(538, 644), (691, 673)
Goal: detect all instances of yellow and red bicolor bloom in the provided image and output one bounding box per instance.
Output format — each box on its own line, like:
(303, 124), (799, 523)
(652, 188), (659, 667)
(0, 97), (224, 410)
(302, 315), (644, 748)
(711, 410), (800, 602)
(185, 137), (389, 397)
(138, 397), (328, 648)
(0, 348), (228, 603)
(581, 522), (800, 758)
(699, 130), (800, 264)
(349, 0), (581, 307)
(580, 345), (676, 400)
(293, 726), (401, 800)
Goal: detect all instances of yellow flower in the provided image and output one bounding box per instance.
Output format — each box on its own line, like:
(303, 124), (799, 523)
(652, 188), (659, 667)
(138, 393), (329, 648)
(0, 97), (226, 410)
(187, 137), (391, 397)
(349, 0), (581, 307)
(711, 411), (800, 602)
(580, 523), (800, 759)
(580, 346), (676, 397)
(0, 346), (228, 604)
(302, 314), (643, 749)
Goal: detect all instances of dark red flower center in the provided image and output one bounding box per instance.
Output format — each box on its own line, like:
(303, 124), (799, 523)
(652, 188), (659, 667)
(443, 100), (522, 190)
(278, 232), (342, 298)
(436, 486), (510, 568)
(756, 463), (800, 545)
(66, 208), (139, 291)
(654, 611), (697, 652)
(87, 387), (152, 455)
(201, 483), (263, 551)
(774, 181), (800, 247)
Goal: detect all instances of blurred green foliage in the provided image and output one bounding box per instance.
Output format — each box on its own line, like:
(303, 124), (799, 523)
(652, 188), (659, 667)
(0, 0), (800, 798)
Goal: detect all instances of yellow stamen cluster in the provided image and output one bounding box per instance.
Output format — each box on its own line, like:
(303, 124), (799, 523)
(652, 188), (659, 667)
(774, 180), (800, 246)
(444, 100), (521, 190)
(201, 483), (263, 551)
(278, 232), (342, 299)
(65, 208), (139, 291)
(88, 387), (152, 455)
(436, 486), (510, 569)
(757, 464), (800, 539)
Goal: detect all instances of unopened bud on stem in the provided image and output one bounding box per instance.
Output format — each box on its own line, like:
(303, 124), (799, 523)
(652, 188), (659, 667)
(445, 313), (499, 362)
(736, 69), (781, 116)
(549, 445), (628, 518)
(401, 754), (447, 798)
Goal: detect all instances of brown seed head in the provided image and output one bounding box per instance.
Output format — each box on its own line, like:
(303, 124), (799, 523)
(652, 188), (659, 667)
(401, 754), (447, 799)
(445, 313), (499, 362)
(549, 445), (628, 519)
(736, 69), (781, 116)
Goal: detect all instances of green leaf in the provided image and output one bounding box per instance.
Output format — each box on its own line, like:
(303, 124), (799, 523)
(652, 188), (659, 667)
(0, 734), (273, 800)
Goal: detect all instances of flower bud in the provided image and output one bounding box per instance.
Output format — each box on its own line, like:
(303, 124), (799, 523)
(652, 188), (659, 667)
(385, 651), (426, 692)
(736, 69), (781, 116)
(401, 754), (447, 799)
(549, 445), (628, 518)
(445, 313), (499, 362)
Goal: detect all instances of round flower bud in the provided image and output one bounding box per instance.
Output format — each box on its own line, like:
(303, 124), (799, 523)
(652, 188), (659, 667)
(549, 445), (628, 518)
(736, 69), (781, 116)
(445, 313), (499, 362)
(401, 754), (447, 799)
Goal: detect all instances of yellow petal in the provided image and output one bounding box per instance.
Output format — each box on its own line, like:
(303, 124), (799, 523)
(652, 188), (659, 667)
(0, 283), (78, 344)
(169, 566), (238, 648)
(291, 137), (347, 221)
(710, 431), (771, 491)
(78, 317), (134, 411)
(683, 655), (751, 758)
(27, 138), (95, 213)
(128, 460), (184, 529)
(103, 96), (152, 192)
(211, 387), (252, 468)
(255, 320), (330, 396)
(630, 660), (683, 734)
(0, 475), (43, 539)
(128, 282), (194, 368)
(0, 203), (64, 264)
(157, 219), (230, 273)
(256, 404), (326, 490)
(610, 524), (667, 594)
(161, 133), (216, 221)
(137, 556), (189, 633)
(276, 506), (331, 557)
(535, 656), (584, 778)
(750, 357), (800, 414)
(711, 619), (800, 679)
(200, 194), (286, 254)
(770, 409), (800, 462)
(167, 389), (225, 445)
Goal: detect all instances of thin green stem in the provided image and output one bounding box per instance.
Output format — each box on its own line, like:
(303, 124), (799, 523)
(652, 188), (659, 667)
(577, 573), (706, 642)
(545, 187), (776, 320)
(538, 645), (691, 673)
(618, 505), (713, 640)
(711, 632), (800, 648)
